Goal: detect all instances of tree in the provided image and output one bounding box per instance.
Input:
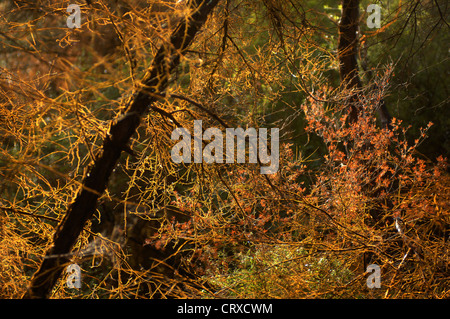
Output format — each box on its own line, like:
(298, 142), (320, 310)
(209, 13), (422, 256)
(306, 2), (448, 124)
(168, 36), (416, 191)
(22, 0), (220, 299)
(338, 0), (391, 127)
(0, 0), (447, 299)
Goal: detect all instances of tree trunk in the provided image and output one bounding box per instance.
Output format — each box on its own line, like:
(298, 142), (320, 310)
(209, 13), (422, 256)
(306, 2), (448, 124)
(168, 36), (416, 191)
(338, 0), (391, 127)
(23, 0), (220, 299)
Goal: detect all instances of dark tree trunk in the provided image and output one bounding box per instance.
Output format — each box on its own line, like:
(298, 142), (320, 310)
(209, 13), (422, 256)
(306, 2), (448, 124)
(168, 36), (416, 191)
(338, 0), (391, 127)
(23, 0), (220, 299)
(338, 0), (362, 123)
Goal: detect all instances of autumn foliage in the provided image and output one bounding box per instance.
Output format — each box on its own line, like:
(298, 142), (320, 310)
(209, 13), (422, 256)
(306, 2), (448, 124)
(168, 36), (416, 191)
(0, 0), (448, 298)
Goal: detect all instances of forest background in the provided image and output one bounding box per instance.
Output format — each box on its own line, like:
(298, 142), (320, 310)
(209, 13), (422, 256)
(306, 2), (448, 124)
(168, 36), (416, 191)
(0, 0), (448, 298)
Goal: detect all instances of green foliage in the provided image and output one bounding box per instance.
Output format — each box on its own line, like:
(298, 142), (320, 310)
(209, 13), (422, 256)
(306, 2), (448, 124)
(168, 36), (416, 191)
(204, 245), (355, 298)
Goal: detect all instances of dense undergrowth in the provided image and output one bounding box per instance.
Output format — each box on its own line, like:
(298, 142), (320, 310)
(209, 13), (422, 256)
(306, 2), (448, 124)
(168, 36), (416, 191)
(0, 0), (448, 299)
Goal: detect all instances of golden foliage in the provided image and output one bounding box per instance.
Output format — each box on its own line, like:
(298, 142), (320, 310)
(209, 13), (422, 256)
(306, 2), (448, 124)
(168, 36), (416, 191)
(0, 0), (448, 298)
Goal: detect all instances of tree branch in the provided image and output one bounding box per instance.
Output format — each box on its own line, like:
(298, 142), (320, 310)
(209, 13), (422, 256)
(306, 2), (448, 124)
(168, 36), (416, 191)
(23, 0), (220, 299)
